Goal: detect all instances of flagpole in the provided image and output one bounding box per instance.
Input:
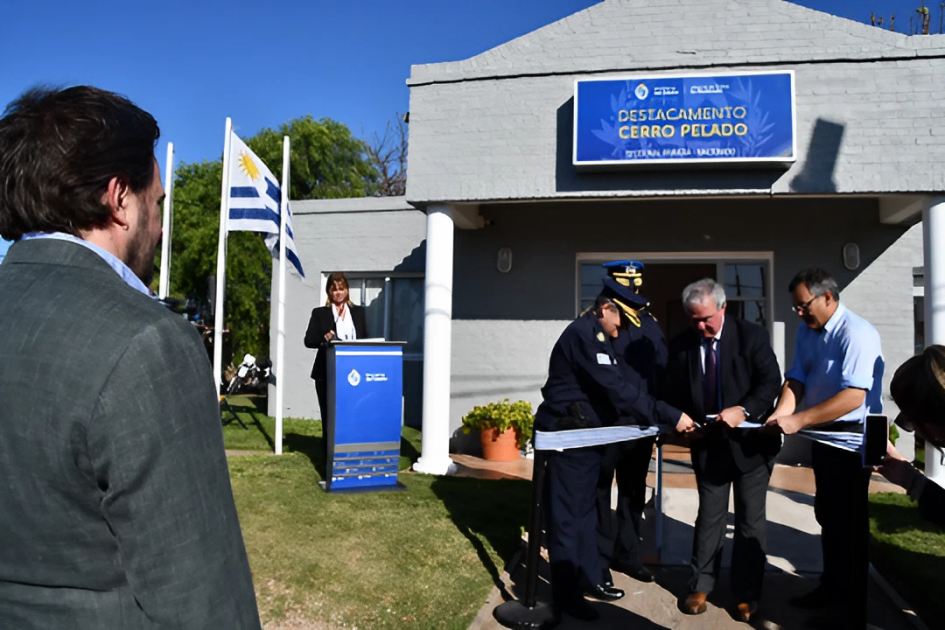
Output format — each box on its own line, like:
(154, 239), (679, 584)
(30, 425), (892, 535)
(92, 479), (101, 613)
(213, 118), (233, 395)
(158, 142), (174, 300)
(275, 135), (290, 455)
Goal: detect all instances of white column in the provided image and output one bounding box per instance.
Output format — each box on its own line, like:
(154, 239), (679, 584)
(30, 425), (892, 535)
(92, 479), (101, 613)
(773, 321), (786, 380)
(413, 204), (458, 476)
(923, 197), (945, 483)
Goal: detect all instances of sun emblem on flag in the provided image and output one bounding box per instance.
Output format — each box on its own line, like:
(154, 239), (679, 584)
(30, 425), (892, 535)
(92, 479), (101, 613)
(238, 151), (261, 181)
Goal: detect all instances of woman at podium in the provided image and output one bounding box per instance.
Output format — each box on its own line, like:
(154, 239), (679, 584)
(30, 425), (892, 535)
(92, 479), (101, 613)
(304, 272), (369, 423)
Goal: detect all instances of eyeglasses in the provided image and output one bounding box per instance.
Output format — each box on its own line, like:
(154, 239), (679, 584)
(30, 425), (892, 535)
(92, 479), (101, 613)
(792, 294), (823, 314)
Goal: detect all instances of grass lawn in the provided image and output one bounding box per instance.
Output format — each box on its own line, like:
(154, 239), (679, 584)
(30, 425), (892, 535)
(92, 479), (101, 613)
(221, 397), (531, 629)
(869, 492), (945, 624)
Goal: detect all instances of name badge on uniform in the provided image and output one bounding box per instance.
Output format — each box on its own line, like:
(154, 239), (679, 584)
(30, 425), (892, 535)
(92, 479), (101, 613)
(596, 353), (614, 365)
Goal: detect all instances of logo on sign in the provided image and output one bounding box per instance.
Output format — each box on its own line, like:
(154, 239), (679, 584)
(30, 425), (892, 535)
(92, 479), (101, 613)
(690, 84), (727, 95)
(653, 86), (679, 97)
(366, 373), (388, 382)
(347, 369), (361, 386)
(634, 83), (649, 100)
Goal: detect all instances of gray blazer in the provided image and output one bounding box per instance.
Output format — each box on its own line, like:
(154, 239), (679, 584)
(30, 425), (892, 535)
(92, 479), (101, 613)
(0, 239), (261, 629)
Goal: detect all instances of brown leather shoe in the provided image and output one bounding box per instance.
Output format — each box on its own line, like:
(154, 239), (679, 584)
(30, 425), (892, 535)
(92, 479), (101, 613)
(736, 601), (757, 623)
(682, 591), (707, 615)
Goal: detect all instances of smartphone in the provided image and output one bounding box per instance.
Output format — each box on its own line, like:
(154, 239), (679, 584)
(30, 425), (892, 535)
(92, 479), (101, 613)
(862, 414), (888, 467)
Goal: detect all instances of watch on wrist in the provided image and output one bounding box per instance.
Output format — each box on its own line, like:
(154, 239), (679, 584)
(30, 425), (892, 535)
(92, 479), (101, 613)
(740, 406), (750, 418)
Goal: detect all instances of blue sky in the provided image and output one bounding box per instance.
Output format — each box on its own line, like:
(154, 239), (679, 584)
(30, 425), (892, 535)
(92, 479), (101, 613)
(0, 0), (936, 181)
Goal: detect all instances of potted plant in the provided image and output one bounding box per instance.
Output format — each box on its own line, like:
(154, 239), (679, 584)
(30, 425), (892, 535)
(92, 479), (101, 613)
(462, 399), (534, 462)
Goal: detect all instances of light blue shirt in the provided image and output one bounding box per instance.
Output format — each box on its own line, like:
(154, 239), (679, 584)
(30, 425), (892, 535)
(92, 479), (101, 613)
(785, 302), (884, 423)
(19, 232), (154, 297)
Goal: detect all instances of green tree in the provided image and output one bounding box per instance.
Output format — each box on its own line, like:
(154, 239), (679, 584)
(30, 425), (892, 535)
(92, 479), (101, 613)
(250, 115), (379, 199)
(161, 116), (379, 369)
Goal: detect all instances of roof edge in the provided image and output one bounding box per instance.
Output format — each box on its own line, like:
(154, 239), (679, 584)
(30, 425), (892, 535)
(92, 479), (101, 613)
(292, 196), (418, 214)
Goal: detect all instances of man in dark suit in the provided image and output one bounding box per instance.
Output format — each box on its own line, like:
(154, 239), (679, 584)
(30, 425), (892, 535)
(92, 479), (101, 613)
(664, 278), (781, 623)
(0, 86), (260, 628)
(596, 261), (667, 586)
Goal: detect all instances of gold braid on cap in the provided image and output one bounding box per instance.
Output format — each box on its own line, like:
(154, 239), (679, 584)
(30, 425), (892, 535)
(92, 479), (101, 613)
(610, 273), (643, 289)
(611, 297), (642, 328)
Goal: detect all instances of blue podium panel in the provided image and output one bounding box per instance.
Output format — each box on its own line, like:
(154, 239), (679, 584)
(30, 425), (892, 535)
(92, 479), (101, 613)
(326, 343), (405, 492)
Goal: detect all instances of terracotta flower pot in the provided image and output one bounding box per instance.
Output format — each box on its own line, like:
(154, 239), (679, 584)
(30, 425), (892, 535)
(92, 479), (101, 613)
(480, 427), (521, 462)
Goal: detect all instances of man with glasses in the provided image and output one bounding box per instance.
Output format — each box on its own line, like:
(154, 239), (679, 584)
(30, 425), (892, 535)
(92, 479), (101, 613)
(767, 268), (884, 630)
(664, 278), (782, 623)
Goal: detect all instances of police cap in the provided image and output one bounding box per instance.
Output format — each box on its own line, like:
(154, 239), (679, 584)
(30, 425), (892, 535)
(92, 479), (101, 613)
(601, 277), (649, 319)
(602, 260), (645, 291)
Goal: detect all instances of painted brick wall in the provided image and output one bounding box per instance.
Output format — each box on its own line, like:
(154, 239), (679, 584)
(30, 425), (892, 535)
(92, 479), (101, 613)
(406, 60), (945, 203)
(409, 0), (945, 84)
(267, 199), (426, 420)
(405, 0), (945, 202)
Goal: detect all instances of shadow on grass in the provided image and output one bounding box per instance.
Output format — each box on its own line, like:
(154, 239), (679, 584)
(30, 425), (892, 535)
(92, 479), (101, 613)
(870, 498), (945, 624)
(400, 432), (421, 464)
(247, 395), (268, 415)
(871, 497), (945, 537)
(284, 433), (328, 480)
(431, 476), (531, 599)
(225, 398), (276, 451)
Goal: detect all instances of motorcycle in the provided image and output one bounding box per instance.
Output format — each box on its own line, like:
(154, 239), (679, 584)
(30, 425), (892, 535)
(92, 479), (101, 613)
(225, 353), (272, 396)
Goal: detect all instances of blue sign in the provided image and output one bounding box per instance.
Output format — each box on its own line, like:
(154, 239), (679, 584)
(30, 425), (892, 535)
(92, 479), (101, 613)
(328, 343), (405, 492)
(573, 71), (796, 167)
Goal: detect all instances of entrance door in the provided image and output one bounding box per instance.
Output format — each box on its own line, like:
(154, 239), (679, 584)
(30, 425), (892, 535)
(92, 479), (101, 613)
(577, 257), (772, 343)
(639, 263), (715, 340)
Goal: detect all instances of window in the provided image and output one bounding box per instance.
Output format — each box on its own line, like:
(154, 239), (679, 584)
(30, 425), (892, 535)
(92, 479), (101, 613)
(579, 264), (609, 314)
(723, 263), (767, 329)
(338, 273), (424, 357)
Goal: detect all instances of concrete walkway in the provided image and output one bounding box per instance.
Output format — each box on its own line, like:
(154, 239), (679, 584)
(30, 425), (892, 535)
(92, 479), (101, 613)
(460, 447), (923, 630)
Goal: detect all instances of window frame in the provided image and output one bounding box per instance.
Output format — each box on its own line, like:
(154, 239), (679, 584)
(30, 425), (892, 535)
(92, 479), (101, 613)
(575, 251), (775, 339)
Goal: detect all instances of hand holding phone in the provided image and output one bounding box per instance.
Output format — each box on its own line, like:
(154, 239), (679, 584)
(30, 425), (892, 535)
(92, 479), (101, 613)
(862, 414), (888, 467)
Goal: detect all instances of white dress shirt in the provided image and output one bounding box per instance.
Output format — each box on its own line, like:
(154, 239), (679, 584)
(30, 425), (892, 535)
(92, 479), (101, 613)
(333, 303), (357, 341)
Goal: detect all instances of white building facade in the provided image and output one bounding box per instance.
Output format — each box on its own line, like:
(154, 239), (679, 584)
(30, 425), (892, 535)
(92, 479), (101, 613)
(274, 0), (944, 475)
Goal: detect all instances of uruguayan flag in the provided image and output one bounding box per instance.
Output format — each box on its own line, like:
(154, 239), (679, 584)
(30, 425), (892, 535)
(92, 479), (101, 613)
(226, 132), (305, 277)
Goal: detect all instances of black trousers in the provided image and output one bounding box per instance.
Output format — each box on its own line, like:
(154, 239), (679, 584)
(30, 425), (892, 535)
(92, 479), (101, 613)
(315, 378), (331, 458)
(690, 448), (774, 602)
(812, 441), (870, 628)
(596, 436), (655, 576)
(546, 447), (602, 609)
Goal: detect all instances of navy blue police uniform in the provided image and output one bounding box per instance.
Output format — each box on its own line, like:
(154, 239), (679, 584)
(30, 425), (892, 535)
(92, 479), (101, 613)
(595, 261), (669, 584)
(534, 278), (682, 619)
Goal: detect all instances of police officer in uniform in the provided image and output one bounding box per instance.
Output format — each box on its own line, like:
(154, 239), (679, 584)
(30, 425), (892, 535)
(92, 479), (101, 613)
(595, 261), (667, 587)
(535, 277), (695, 622)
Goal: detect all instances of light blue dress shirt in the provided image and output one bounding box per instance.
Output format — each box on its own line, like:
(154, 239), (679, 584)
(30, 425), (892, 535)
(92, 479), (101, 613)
(785, 302), (885, 423)
(19, 232), (154, 297)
